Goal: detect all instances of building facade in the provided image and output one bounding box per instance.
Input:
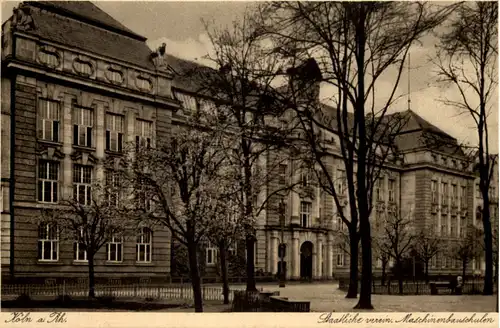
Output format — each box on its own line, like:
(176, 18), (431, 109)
(1, 1), (497, 283)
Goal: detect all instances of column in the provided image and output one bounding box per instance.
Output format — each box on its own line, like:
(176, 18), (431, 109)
(292, 234), (300, 279)
(95, 103), (105, 182)
(312, 244), (317, 279)
(327, 235), (334, 279)
(271, 233), (278, 275)
(317, 237), (323, 278)
(62, 94), (73, 199)
(291, 192), (300, 225)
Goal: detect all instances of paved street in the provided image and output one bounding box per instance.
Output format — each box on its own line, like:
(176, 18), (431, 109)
(255, 282), (497, 312)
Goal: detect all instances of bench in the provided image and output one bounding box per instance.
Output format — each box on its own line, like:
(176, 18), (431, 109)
(268, 296), (310, 312)
(430, 282), (461, 295)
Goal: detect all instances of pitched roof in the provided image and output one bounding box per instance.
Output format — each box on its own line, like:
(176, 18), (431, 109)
(27, 1), (145, 41)
(396, 109), (455, 140)
(23, 1), (155, 70)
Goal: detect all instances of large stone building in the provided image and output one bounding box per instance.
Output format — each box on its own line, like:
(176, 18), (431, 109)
(1, 1), (497, 283)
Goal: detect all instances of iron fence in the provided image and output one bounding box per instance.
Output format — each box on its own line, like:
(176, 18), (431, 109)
(1, 283), (246, 302)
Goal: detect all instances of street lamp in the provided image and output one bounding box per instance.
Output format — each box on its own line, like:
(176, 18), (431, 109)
(279, 200), (286, 288)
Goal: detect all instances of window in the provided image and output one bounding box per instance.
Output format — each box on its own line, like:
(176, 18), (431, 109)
(451, 184), (457, 207)
(74, 228), (87, 262)
(376, 178), (384, 202)
(300, 170), (310, 187)
(39, 50), (59, 67)
(388, 179), (395, 202)
(174, 91), (198, 113)
(105, 171), (121, 206)
(336, 217), (344, 232)
(431, 180), (438, 204)
(300, 201), (312, 227)
(476, 183), (481, 199)
(441, 182), (448, 206)
(74, 59), (92, 76)
(336, 249), (344, 266)
(38, 99), (60, 142)
(108, 68), (123, 84)
(136, 227), (152, 263)
(206, 241), (217, 265)
(135, 119), (152, 150)
(461, 186), (467, 208)
(38, 223), (58, 261)
(376, 257), (383, 268)
(107, 235), (123, 262)
(460, 217), (467, 237)
(136, 177), (152, 211)
(136, 77), (151, 91)
(228, 242), (237, 257)
(432, 213), (438, 235)
(337, 169), (346, 195)
(106, 114), (124, 152)
(73, 106), (93, 147)
(38, 160), (59, 203)
(431, 254), (437, 268)
(73, 165), (92, 205)
(450, 217), (457, 237)
(441, 216), (447, 236)
(278, 164), (287, 185)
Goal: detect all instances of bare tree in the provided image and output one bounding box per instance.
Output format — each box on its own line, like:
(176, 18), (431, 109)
(127, 119), (226, 312)
(41, 173), (133, 298)
(175, 15), (299, 292)
(376, 211), (416, 294)
(205, 174), (245, 304)
(434, 1), (498, 295)
(254, 1), (455, 308)
(449, 224), (482, 280)
(412, 229), (442, 283)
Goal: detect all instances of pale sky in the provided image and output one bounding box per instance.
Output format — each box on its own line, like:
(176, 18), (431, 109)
(2, 1), (498, 152)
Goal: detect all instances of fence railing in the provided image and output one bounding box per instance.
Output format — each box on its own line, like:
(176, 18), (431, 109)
(339, 277), (494, 295)
(1, 283), (246, 302)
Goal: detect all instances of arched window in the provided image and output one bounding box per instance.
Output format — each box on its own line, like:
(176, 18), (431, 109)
(136, 227), (152, 263)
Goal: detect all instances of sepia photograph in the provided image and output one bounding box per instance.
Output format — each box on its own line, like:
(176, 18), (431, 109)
(0, 0), (498, 319)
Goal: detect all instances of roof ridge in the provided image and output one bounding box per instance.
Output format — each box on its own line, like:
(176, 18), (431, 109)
(26, 1), (146, 41)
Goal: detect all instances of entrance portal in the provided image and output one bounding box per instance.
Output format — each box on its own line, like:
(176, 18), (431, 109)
(300, 241), (313, 280)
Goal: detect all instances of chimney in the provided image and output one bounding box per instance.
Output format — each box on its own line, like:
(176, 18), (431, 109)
(286, 58), (322, 104)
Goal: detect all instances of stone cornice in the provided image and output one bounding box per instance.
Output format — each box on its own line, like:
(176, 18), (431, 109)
(12, 31), (169, 78)
(400, 162), (476, 178)
(6, 61), (180, 109)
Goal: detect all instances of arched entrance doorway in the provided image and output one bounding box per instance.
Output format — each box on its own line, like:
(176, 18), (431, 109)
(300, 241), (313, 280)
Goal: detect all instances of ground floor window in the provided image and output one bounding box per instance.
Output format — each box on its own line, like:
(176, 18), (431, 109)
(136, 227), (152, 263)
(206, 241), (217, 265)
(107, 235), (123, 262)
(38, 223), (58, 261)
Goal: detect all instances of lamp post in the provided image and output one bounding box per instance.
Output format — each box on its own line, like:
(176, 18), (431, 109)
(279, 200), (286, 288)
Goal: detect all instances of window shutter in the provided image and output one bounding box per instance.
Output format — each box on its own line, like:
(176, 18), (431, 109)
(53, 121), (59, 142)
(86, 127), (92, 147)
(106, 130), (110, 151)
(73, 125), (78, 145)
(118, 133), (123, 152)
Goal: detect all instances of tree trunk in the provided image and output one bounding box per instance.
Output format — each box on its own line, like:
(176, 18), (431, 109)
(346, 234), (359, 298)
(353, 5), (373, 311)
(481, 200), (494, 295)
(462, 261), (467, 281)
(425, 261), (429, 283)
(397, 260), (403, 295)
(219, 243), (230, 304)
(88, 252), (96, 298)
(187, 240), (203, 312)
(381, 261), (387, 286)
(245, 235), (258, 292)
